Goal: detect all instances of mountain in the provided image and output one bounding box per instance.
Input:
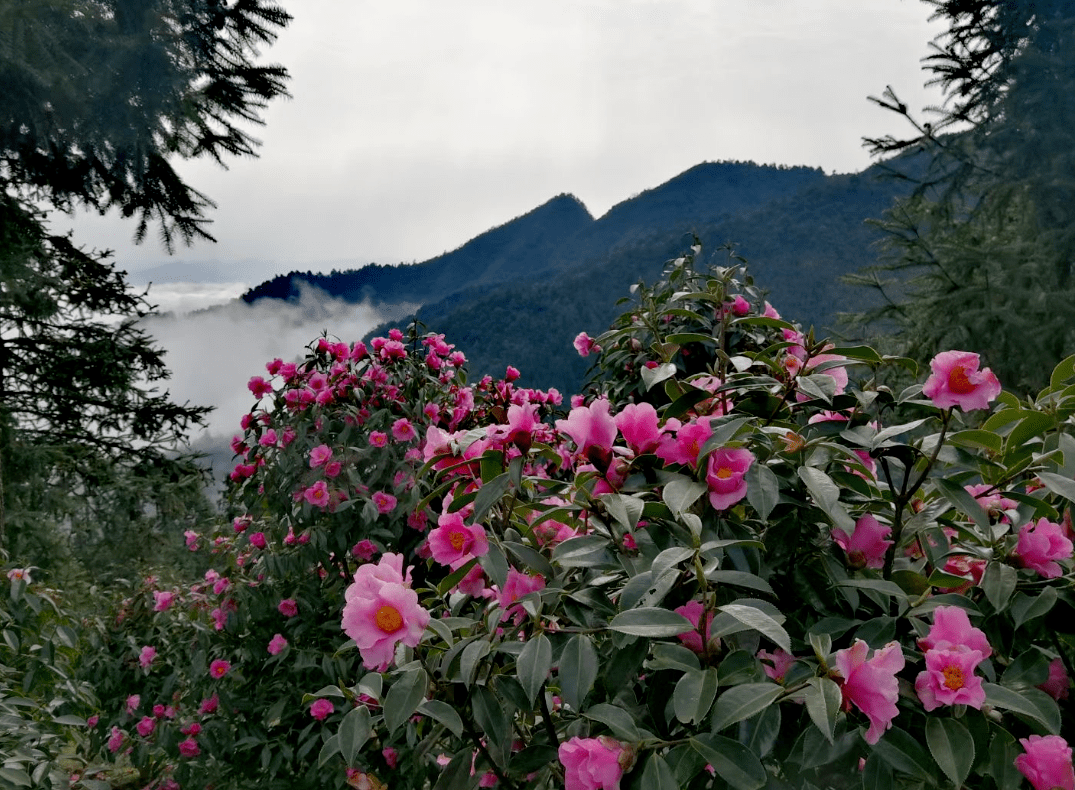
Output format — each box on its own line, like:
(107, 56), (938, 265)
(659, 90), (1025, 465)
(242, 160), (910, 394)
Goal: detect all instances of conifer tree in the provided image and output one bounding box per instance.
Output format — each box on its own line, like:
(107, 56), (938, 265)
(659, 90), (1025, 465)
(847, 0), (1075, 392)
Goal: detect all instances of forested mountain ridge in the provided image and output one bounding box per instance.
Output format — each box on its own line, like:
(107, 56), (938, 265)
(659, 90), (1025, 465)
(242, 159), (911, 393)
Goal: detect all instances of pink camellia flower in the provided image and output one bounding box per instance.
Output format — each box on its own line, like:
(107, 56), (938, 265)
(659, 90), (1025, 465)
(278, 598), (298, 617)
(248, 531), (267, 549)
(303, 480), (330, 508)
(921, 350), (1002, 411)
(372, 491), (397, 515)
(309, 444), (333, 468)
(497, 568), (546, 623)
(656, 417), (713, 468)
(1014, 518), (1074, 579)
(831, 514), (892, 570)
(199, 695), (219, 715)
(1016, 735), (1075, 790)
(341, 553), (431, 672)
(152, 591), (175, 612)
(86, 715), (99, 728)
(391, 418), (417, 442)
(918, 605), (992, 660)
(352, 539), (378, 561)
(758, 649), (797, 683)
(107, 727), (125, 753)
(674, 600), (715, 654)
(1039, 658), (1071, 701)
(834, 639), (905, 745)
(138, 645), (157, 669)
(6, 568), (31, 583)
(427, 512), (489, 569)
(613, 402), (662, 456)
(208, 659), (231, 679)
(247, 376), (272, 398)
(382, 746), (399, 769)
(573, 331), (601, 358)
(136, 716), (156, 737)
(558, 736), (626, 790)
(309, 698), (334, 721)
(556, 398), (617, 464)
(178, 738), (200, 758)
(125, 694), (140, 714)
(324, 460), (342, 478)
(369, 431), (389, 448)
(267, 633), (288, 656)
(727, 294), (750, 317)
(915, 646), (986, 710)
(181, 722), (201, 736)
(965, 483), (1018, 523)
(705, 447), (754, 510)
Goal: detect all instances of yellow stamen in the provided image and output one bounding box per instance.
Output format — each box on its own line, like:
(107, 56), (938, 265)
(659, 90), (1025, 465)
(374, 605), (403, 633)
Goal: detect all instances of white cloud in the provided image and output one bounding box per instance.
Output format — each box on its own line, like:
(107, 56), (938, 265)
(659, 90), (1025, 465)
(142, 285), (388, 441)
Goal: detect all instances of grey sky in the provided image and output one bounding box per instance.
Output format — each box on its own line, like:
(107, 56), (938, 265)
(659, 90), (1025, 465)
(63, 0), (946, 286)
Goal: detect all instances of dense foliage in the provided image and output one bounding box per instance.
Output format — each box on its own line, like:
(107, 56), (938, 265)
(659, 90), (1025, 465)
(56, 245), (1075, 790)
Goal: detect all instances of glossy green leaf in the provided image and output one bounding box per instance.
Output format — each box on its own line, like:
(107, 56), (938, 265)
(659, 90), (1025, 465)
(559, 634), (598, 711)
(691, 734), (767, 790)
(981, 562), (1018, 613)
(583, 703), (642, 741)
(798, 466), (855, 531)
(471, 472), (513, 524)
(1038, 471), (1075, 503)
(640, 753), (679, 790)
(717, 604), (790, 652)
(516, 633), (552, 704)
(989, 725), (1024, 790)
(983, 683), (1061, 733)
(710, 682), (782, 733)
(471, 685), (510, 754)
(871, 726), (934, 782)
(609, 607), (695, 637)
(803, 677), (841, 744)
(745, 462), (780, 520)
(417, 699), (464, 737)
(1010, 587), (1058, 631)
(338, 705), (372, 767)
(925, 716), (974, 789)
(663, 478), (708, 514)
(674, 668), (719, 725)
(317, 735), (340, 768)
(383, 668), (428, 734)
(502, 541), (554, 580)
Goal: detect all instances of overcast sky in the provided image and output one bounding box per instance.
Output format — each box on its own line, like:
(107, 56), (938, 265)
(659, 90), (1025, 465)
(62, 1), (951, 446)
(64, 0), (946, 287)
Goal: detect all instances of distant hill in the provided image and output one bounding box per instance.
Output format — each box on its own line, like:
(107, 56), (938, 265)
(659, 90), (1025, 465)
(242, 160), (910, 394)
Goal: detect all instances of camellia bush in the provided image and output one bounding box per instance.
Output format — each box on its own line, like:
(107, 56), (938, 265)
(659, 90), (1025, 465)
(82, 245), (1075, 790)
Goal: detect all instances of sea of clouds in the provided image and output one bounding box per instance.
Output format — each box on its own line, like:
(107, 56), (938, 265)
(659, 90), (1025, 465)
(136, 280), (389, 485)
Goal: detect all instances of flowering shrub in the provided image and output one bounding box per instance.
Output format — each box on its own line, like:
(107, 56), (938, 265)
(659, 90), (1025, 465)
(84, 246), (1075, 790)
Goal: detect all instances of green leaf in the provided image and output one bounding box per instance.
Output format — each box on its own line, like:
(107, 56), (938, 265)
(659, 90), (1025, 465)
(516, 633), (552, 704)
(502, 541), (555, 580)
(1051, 354), (1075, 388)
(383, 668), (428, 734)
(1010, 586), (1058, 630)
(640, 754), (680, 790)
(982, 683), (1061, 733)
(710, 682), (782, 733)
(798, 466), (855, 532)
(318, 734), (341, 768)
(471, 685), (510, 754)
(745, 462), (780, 520)
(989, 725), (1024, 790)
(717, 604), (791, 652)
(338, 705), (372, 767)
(553, 535), (614, 568)
(583, 703), (642, 741)
(862, 752), (895, 790)
(647, 642), (701, 673)
(663, 477), (708, 514)
(602, 492), (644, 530)
(981, 562), (1018, 613)
(691, 734), (767, 790)
(642, 362), (677, 391)
(708, 570), (775, 596)
(1005, 412), (1054, 450)
(0, 768), (32, 788)
(871, 726), (935, 782)
(925, 717), (974, 789)
(948, 429), (1003, 453)
(460, 640), (492, 686)
(417, 699), (464, 737)
(609, 607), (695, 637)
(1037, 471), (1075, 503)
(432, 749), (478, 790)
(803, 677), (841, 744)
(559, 634), (598, 711)
(472, 472), (513, 524)
(935, 477), (990, 531)
(674, 668), (719, 725)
